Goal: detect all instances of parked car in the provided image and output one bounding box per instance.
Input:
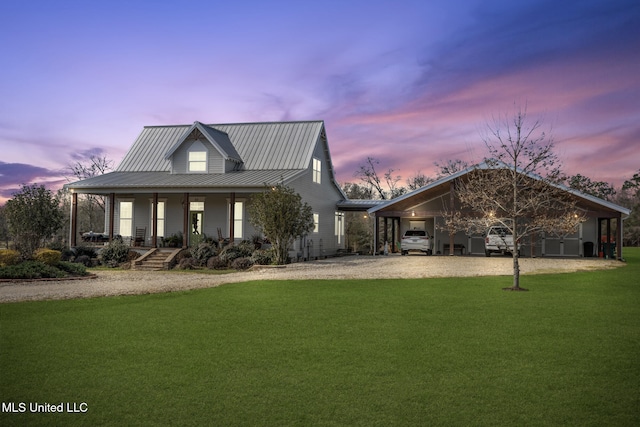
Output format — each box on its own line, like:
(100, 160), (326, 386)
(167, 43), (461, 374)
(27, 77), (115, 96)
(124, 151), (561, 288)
(401, 229), (433, 255)
(485, 226), (520, 256)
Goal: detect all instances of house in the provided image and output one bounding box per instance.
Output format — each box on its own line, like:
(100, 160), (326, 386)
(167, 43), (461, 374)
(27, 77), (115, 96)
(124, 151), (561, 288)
(66, 121), (348, 260)
(367, 163), (631, 260)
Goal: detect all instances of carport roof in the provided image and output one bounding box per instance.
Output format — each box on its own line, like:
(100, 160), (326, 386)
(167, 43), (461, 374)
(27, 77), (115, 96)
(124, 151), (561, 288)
(368, 162), (631, 217)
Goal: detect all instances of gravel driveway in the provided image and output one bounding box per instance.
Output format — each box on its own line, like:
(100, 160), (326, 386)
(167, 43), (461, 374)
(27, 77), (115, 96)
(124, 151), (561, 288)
(0, 255), (623, 303)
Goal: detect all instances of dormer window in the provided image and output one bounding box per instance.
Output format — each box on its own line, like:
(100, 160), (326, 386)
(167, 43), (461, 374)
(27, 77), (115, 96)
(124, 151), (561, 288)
(188, 150), (207, 172)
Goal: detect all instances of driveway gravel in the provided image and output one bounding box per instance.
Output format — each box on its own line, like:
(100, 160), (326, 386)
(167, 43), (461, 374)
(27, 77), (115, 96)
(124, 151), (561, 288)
(0, 255), (623, 303)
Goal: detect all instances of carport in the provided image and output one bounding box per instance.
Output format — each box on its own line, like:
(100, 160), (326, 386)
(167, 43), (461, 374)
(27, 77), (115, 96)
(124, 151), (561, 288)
(367, 168), (630, 259)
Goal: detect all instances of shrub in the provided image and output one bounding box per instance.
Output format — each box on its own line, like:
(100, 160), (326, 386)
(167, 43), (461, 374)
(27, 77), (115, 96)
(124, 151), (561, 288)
(75, 255), (93, 267)
(34, 249), (62, 266)
(231, 257), (254, 271)
(177, 257), (199, 270)
(191, 243), (217, 266)
(0, 261), (64, 279)
(100, 239), (130, 267)
(0, 249), (21, 267)
(60, 248), (76, 262)
(56, 261), (88, 276)
(219, 242), (253, 264)
(74, 246), (98, 259)
(206, 256), (228, 270)
(251, 248), (275, 265)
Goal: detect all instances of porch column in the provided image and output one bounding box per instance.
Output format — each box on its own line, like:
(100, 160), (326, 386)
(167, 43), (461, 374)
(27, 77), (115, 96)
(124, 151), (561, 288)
(108, 193), (115, 241)
(383, 217), (388, 249)
(373, 214), (379, 255)
(229, 192), (235, 245)
(182, 193), (189, 248)
(70, 192), (78, 247)
(616, 213), (623, 260)
(449, 180), (455, 256)
(152, 193), (158, 248)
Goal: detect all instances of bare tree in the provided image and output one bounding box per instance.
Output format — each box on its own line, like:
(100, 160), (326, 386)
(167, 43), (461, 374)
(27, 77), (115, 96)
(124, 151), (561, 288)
(67, 155), (114, 232)
(447, 105), (584, 290)
(406, 171), (433, 191)
(354, 157), (407, 199)
(434, 159), (469, 179)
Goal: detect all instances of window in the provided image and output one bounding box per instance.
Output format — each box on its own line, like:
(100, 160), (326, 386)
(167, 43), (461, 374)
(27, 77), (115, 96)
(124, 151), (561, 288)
(313, 158), (321, 184)
(151, 200), (165, 238)
(188, 151), (207, 172)
(335, 212), (344, 244)
(313, 213), (319, 233)
(231, 201), (243, 239)
(119, 201), (133, 237)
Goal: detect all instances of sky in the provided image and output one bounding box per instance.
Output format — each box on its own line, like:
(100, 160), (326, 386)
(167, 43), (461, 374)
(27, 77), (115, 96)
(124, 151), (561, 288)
(1, 0), (639, 204)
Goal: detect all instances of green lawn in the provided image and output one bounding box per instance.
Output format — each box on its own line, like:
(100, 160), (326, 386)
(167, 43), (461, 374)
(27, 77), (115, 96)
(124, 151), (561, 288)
(2, 250), (639, 426)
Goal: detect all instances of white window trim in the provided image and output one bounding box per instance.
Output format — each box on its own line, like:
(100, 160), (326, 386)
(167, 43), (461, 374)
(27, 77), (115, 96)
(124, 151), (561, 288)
(228, 199), (245, 240)
(118, 200), (134, 238)
(188, 150), (207, 172)
(313, 213), (319, 233)
(313, 158), (321, 184)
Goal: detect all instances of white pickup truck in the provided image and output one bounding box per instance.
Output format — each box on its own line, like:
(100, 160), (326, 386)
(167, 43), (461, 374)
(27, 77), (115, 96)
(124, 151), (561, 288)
(485, 226), (520, 257)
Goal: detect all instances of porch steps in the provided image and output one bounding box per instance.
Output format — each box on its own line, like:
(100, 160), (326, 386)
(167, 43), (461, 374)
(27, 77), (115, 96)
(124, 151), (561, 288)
(132, 248), (176, 271)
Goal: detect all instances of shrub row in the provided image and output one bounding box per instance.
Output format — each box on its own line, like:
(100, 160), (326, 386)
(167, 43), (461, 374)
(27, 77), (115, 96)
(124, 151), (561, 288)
(0, 261), (88, 279)
(174, 241), (275, 271)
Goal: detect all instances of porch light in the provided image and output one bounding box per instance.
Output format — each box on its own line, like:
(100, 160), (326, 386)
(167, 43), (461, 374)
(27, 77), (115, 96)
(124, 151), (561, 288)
(411, 211), (415, 217)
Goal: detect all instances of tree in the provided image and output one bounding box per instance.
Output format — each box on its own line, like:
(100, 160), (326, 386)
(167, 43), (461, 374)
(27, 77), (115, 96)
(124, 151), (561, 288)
(0, 204), (10, 249)
(566, 174), (616, 201)
(406, 171), (433, 191)
(247, 184), (314, 265)
(354, 157), (405, 199)
(434, 159), (469, 179)
(67, 155), (113, 232)
(4, 184), (64, 259)
(448, 105), (583, 290)
(615, 169), (640, 246)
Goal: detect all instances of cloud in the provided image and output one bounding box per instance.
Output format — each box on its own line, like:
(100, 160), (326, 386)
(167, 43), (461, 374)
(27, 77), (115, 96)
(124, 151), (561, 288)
(0, 162), (67, 202)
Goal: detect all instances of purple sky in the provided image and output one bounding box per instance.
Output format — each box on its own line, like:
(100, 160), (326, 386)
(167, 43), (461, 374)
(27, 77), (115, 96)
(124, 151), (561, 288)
(1, 0), (639, 204)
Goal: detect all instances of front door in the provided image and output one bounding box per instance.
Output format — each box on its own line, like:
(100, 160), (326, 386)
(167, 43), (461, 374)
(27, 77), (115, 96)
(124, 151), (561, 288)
(190, 210), (203, 246)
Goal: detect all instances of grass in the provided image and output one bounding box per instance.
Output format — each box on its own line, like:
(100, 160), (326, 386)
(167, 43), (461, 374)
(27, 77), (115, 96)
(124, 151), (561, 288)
(1, 250), (639, 426)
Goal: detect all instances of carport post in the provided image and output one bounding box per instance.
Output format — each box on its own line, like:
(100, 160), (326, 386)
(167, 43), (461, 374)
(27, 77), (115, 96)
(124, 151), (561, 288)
(449, 180), (455, 256)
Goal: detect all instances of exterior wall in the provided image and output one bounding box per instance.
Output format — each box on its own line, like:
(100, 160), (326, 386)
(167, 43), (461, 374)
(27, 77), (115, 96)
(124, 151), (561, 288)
(288, 139), (345, 259)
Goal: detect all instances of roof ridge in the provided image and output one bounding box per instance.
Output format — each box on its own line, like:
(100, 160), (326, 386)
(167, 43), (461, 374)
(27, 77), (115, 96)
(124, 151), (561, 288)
(144, 120), (324, 129)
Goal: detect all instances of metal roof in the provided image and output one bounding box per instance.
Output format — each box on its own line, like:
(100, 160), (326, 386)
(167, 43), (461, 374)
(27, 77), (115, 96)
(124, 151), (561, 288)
(116, 121), (324, 172)
(368, 161), (631, 216)
(67, 170), (306, 192)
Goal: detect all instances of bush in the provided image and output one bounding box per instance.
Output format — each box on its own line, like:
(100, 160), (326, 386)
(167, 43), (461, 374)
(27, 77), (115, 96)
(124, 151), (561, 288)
(177, 257), (199, 270)
(74, 246), (98, 259)
(34, 249), (62, 266)
(191, 243), (217, 266)
(251, 248), (275, 265)
(100, 239), (131, 267)
(56, 261), (88, 276)
(60, 248), (76, 262)
(0, 249), (21, 267)
(231, 257), (254, 271)
(0, 261), (65, 279)
(206, 256), (228, 270)
(219, 242), (253, 264)
(75, 255), (93, 267)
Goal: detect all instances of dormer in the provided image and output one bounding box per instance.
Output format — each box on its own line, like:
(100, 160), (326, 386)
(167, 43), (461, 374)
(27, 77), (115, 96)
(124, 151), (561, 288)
(165, 121), (243, 174)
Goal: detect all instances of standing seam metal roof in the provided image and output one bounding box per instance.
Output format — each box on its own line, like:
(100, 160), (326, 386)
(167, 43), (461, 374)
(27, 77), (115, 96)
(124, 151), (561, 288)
(116, 121), (325, 173)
